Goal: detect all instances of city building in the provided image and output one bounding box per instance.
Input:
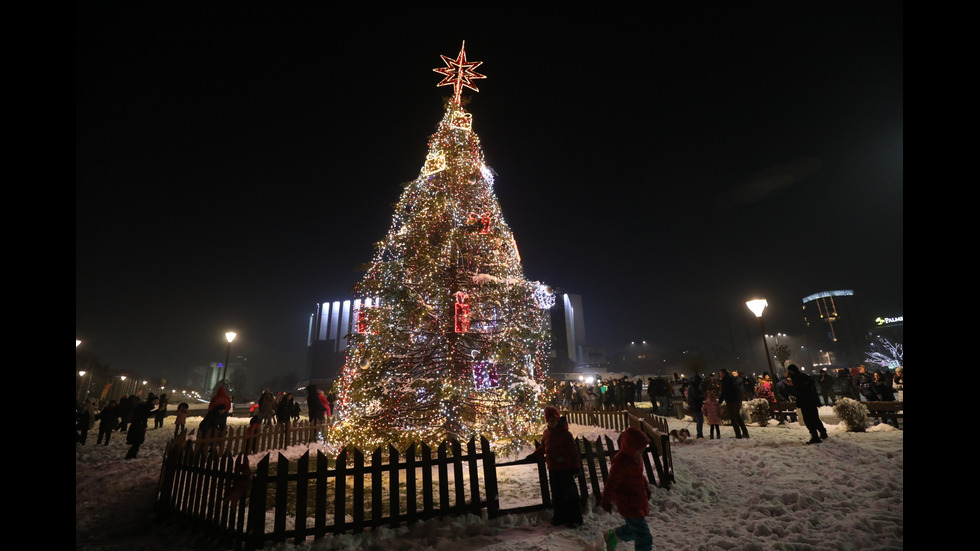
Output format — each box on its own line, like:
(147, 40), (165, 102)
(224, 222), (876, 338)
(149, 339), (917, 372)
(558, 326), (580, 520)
(304, 288), (595, 384)
(866, 315), (903, 369)
(201, 355), (248, 396)
(801, 290), (869, 368)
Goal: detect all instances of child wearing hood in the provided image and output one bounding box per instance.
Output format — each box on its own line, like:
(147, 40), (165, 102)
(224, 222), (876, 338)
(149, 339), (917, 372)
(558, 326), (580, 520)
(702, 389), (723, 439)
(600, 426), (652, 551)
(174, 403), (189, 438)
(528, 406), (583, 527)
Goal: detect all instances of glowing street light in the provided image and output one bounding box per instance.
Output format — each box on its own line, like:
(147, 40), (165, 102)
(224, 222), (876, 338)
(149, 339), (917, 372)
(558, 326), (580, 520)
(77, 370), (92, 402)
(220, 331), (237, 388)
(746, 299), (777, 383)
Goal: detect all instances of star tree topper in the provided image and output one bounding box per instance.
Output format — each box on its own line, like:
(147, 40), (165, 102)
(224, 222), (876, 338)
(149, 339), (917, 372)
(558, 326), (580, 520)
(433, 41), (486, 104)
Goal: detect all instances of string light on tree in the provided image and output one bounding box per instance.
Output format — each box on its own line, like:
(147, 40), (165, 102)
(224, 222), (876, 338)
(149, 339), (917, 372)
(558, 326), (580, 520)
(333, 42), (550, 453)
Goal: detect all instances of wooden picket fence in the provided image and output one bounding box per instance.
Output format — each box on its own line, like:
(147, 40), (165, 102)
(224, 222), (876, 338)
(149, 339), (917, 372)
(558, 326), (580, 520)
(155, 409), (674, 550)
(181, 419), (328, 457)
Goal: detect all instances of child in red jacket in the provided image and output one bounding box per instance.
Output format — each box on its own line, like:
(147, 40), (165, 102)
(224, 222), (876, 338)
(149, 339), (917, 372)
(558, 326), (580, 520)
(600, 427), (652, 551)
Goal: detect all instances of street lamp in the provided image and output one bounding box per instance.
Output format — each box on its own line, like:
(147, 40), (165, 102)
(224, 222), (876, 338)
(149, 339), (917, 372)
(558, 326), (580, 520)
(746, 299), (777, 384)
(78, 371), (90, 402)
(220, 331), (237, 388)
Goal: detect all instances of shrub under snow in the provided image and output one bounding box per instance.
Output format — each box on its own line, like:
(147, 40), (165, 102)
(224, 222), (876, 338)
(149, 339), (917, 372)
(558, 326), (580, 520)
(833, 397), (869, 432)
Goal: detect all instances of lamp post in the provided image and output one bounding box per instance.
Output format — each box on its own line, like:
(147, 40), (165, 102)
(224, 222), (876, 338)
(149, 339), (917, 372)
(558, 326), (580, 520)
(746, 299), (777, 384)
(220, 331), (237, 388)
(78, 371), (88, 402)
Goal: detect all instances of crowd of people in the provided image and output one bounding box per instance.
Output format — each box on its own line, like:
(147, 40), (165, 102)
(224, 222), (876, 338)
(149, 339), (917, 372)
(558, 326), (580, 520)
(75, 382), (346, 458)
(545, 364), (903, 444)
(549, 376), (681, 418)
(77, 365), (901, 461)
(75, 392), (188, 459)
(549, 364), (902, 415)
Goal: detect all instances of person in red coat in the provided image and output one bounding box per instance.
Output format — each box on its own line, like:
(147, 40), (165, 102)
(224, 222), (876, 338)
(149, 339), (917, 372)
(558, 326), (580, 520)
(209, 387), (232, 413)
(600, 427), (652, 551)
(528, 406), (583, 527)
(207, 387), (232, 433)
(318, 390), (332, 419)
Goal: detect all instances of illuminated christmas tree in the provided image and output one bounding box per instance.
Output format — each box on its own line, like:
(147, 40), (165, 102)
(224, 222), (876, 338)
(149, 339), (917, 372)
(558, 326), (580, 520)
(333, 42), (551, 453)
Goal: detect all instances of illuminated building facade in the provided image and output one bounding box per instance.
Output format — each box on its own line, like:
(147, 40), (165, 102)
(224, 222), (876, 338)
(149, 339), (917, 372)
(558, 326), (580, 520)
(801, 290), (868, 368)
(305, 290), (589, 383)
(543, 290), (590, 372)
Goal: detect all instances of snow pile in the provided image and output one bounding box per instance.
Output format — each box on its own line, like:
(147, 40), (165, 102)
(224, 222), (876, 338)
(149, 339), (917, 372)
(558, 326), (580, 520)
(76, 405), (902, 550)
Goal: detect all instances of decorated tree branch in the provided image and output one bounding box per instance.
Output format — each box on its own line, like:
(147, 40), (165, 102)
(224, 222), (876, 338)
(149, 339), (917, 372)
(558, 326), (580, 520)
(332, 43), (552, 453)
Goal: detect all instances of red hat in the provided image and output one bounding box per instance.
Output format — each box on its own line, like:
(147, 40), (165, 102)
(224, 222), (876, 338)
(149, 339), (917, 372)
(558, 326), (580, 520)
(544, 406), (561, 422)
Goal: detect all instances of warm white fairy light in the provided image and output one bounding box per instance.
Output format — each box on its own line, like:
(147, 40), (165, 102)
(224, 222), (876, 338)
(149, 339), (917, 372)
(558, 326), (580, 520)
(333, 90), (549, 453)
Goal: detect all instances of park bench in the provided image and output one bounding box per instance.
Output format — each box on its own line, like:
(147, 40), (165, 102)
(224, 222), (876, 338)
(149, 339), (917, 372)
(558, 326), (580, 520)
(769, 401), (798, 423)
(863, 401), (903, 428)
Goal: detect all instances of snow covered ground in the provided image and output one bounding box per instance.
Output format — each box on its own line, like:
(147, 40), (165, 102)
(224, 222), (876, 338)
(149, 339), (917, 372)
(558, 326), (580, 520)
(76, 403), (902, 550)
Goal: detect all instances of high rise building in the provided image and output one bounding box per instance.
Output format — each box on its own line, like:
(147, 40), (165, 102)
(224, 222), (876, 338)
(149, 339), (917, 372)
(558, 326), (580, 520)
(801, 290), (868, 368)
(306, 290), (590, 383)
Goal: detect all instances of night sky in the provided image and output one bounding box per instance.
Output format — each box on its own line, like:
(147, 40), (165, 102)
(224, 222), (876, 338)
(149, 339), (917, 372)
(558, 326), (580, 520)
(75, 4), (903, 386)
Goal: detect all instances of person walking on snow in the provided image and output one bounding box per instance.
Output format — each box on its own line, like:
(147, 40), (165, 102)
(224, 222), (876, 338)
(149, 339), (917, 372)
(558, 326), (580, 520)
(719, 369), (749, 439)
(600, 426), (653, 551)
(96, 400), (120, 445)
(125, 394), (159, 459)
(786, 364), (828, 445)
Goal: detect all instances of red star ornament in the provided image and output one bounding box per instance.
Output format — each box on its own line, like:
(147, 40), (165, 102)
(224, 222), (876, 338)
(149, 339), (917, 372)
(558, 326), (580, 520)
(434, 41), (486, 104)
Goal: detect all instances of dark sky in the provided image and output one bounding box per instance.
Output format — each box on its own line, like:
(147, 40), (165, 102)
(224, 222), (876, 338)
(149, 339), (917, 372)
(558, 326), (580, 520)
(76, 4), (903, 385)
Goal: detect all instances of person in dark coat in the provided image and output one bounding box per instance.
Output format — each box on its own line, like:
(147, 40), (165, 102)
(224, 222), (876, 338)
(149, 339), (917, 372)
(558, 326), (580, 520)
(528, 406), (583, 527)
(837, 368), (856, 399)
(600, 427), (652, 551)
(774, 375), (793, 402)
(786, 365), (828, 445)
(306, 384), (328, 442)
(818, 368), (837, 406)
(873, 371), (895, 401)
(307, 385), (327, 424)
(559, 381), (573, 409)
(117, 395), (135, 433)
(258, 390), (276, 424)
(852, 365), (879, 402)
(686, 375), (706, 439)
(125, 394), (159, 459)
(198, 403), (228, 437)
(326, 387), (338, 422)
(96, 400), (120, 445)
(76, 400), (96, 445)
(276, 393), (294, 424)
(153, 393), (168, 429)
(718, 369), (749, 439)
